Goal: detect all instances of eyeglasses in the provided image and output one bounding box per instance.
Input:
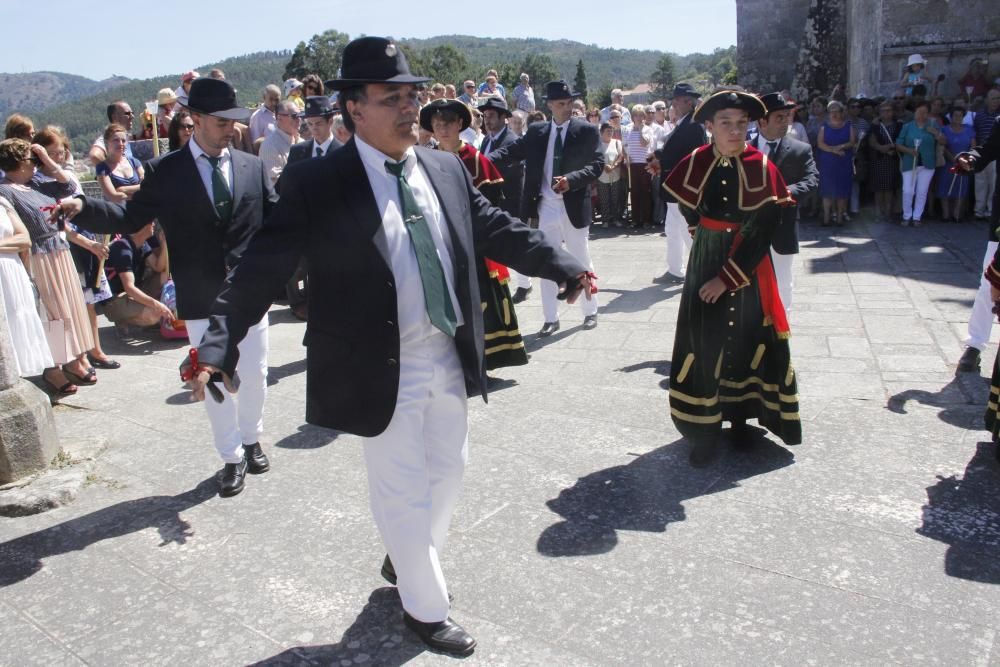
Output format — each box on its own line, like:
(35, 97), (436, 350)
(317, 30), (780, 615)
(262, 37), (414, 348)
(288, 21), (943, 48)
(609, 115), (621, 119)
(121, 111), (135, 116)
(180, 124), (195, 130)
(465, 85), (475, 89)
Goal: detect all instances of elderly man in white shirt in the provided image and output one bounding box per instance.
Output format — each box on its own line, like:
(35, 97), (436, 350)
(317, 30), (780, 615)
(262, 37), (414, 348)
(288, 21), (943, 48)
(600, 89), (632, 125)
(257, 101), (300, 194)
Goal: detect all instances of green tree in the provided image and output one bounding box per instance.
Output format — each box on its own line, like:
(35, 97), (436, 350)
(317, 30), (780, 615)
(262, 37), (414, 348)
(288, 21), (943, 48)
(422, 45), (469, 87)
(284, 29), (351, 81)
(649, 54), (676, 100)
(519, 54), (559, 106)
(591, 84), (616, 110)
(574, 59), (588, 101)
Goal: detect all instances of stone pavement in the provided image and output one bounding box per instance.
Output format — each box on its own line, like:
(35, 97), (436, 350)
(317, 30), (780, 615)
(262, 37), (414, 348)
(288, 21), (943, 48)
(2, 211), (1000, 665)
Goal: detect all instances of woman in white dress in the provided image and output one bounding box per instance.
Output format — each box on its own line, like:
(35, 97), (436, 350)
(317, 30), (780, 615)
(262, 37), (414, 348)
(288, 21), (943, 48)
(0, 196), (55, 380)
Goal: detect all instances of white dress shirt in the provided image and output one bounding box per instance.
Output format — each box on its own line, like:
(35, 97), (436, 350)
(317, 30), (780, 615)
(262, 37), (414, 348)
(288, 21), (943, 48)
(543, 119), (571, 200)
(258, 128), (296, 193)
(313, 135), (336, 157)
(187, 135), (233, 202)
(248, 106), (276, 143)
(354, 135), (464, 344)
(756, 134), (782, 157)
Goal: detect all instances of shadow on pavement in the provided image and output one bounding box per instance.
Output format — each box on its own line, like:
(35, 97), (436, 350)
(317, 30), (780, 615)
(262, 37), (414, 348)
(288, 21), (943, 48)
(273, 424), (339, 449)
(600, 285), (680, 313)
(916, 442), (1000, 584)
(268, 358), (307, 387)
(537, 436), (794, 557)
(887, 374), (986, 430)
(249, 587), (425, 666)
(0, 477), (218, 587)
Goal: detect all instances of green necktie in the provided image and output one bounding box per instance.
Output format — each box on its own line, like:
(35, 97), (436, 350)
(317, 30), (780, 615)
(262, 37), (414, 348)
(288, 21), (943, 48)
(205, 155), (233, 222)
(552, 126), (564, 178)
(384, 160), (458, 337)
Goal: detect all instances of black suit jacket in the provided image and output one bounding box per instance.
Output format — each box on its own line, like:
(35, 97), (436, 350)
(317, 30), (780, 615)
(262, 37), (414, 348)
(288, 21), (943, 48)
(489, 118), (603, 228)
(753, 134), (818, 254)
(196, 138), (587, 437)
(655, 113), (707, 202)
(287, 136), (344, 166)
(71, 144), (273, 320)
(969, 118), (1000, 238)
(480, 127), (524, 218)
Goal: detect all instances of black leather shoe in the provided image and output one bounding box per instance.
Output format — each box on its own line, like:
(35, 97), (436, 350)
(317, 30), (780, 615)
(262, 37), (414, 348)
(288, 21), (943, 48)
(957, 346), (981, 372)
(538, 321), (560, 337)
(511, 286), (532, 303)
(403, 612), (476, 657)
(652, 271), (684, 285)
(688, 440), (720, 467)
(381, 554), (397, 585)
(243, 443), (270, 474)
(219, 459), (248, 497)
(582, 314), (598, 330)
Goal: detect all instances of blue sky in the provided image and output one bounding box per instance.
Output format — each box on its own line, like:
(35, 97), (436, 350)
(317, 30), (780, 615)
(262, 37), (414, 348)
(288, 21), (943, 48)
(6, 1), (736, 80)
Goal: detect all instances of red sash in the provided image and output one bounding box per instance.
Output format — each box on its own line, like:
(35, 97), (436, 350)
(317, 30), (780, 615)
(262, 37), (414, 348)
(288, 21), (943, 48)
(701, 216), (790, 336)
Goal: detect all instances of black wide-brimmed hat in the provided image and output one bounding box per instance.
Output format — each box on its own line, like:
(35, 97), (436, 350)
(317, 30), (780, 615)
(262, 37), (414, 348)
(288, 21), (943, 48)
(542, 80), (582, 101)
(179, 78), (250, 121)
(325, 37), (431, 91)
(299, 96), (336, 118)
(693, 89), (767, 122)
(760, 92), (798, 115)
(672, 83), (702, 99)
(478, 96), (511, 116)
(419, 99), (472, 132)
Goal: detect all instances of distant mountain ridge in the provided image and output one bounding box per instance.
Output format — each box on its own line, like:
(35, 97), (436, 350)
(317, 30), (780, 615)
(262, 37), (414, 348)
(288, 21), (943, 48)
(0, 72), (131, 117)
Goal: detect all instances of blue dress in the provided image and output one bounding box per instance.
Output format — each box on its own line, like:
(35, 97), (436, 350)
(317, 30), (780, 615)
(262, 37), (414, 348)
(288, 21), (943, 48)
(817, 122), (854, 199)
(935, 125), (974, 199)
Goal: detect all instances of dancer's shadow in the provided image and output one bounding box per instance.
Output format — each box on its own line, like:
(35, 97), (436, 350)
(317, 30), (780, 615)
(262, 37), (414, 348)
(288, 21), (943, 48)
(274, 424), (339, 449)
(616, 359), (671, 390)
(887, 374), (987, 430)
(537, 437), (794, 557)
(249, 588), (426, 666)
(600, 285), (680, 314)
(267, 358), (307, 387)
(0, 477), (217, 587)
(916, 442), (1000, 584)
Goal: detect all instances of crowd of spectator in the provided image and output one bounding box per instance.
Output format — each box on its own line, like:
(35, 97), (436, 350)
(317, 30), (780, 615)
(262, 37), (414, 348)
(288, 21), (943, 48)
(1, 54), (999, 400)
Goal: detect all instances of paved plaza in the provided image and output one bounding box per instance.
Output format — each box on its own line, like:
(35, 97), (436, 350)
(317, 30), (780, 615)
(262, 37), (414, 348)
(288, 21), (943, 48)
(2, 211), (1000, 665)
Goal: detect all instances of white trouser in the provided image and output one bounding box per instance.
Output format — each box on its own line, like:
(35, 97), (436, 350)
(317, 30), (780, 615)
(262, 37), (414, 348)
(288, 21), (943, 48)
(363, 333), (468, 623)
(538, 197), (598, 322)
(508, 268), (532, 290)
(966, 240), (999, 350)
(770, 248), (796, 311)
(185, 314), (269, 464)
(664, 202), (692, 276)
(902, 167), (934, 221)
(975, 162), (996, 217)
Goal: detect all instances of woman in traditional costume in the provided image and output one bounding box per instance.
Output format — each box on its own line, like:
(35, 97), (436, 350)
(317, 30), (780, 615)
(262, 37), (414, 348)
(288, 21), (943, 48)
(662, 90), (802, 466)
(419, 99), (528, 371)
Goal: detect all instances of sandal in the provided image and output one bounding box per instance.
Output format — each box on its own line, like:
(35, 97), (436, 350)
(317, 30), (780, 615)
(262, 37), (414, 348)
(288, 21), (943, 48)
(87, 354), (121, 370)
(62, 367), (97, 386)
(43, 372), (78, 397)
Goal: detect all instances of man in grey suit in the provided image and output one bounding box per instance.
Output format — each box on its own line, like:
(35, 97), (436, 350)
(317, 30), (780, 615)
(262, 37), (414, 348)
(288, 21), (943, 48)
(752, 92), (819, 310)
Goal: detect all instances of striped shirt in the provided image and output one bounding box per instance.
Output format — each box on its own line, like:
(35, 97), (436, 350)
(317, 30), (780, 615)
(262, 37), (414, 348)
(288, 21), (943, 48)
(973, 111), (997, 144)
(624, 126), (652, 162)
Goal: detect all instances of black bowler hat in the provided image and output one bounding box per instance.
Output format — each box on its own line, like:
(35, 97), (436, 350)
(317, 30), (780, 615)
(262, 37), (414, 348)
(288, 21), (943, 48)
(299, 96), (336, 118)
(760, 92), (798, 115)
(419, 99), (472, 133)
(325, 36), (431, 91)
(542, 80), (582, 101)
(478, 96), (511, 116)
(672, 83), (702, 99)
(179, 78), (250, 121)
(693, 89), (768, 123)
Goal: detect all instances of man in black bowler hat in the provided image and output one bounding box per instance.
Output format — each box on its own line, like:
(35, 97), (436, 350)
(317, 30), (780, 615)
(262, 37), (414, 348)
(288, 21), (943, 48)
(185, 37), (594, 657)
(650, 82), (707, 284)
(478, 96), (532, 302)
(488, 79), (604, 336)
(282, 96), (345, 320)
(751, 92), (818, 310)
(53, 78), (276, 498)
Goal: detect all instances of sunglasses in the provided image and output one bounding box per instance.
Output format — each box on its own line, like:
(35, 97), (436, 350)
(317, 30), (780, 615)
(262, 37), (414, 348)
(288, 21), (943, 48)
(180, 124), (195, 130)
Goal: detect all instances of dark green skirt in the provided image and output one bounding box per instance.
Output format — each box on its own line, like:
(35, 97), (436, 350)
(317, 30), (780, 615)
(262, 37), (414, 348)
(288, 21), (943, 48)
(669, 226), (801, 445)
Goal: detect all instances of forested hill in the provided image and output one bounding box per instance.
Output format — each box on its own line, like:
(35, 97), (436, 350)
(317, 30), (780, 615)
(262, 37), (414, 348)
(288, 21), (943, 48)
(27, 51), (289, 153)
(0, 72), (130, 118)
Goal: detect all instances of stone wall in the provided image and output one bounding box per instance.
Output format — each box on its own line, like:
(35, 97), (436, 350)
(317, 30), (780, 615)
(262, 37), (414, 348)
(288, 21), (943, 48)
(736, 0), (812, 93)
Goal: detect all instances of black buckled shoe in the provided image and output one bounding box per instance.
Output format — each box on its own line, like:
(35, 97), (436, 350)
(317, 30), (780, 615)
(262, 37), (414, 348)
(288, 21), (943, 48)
(243, 443), (270, 474)
(511, 286), (532, 304)
(538, 321), (560, 337)
(403, 612), (476, 657)
(219, 459), (248, 497)
(957, 346), (981, 373)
